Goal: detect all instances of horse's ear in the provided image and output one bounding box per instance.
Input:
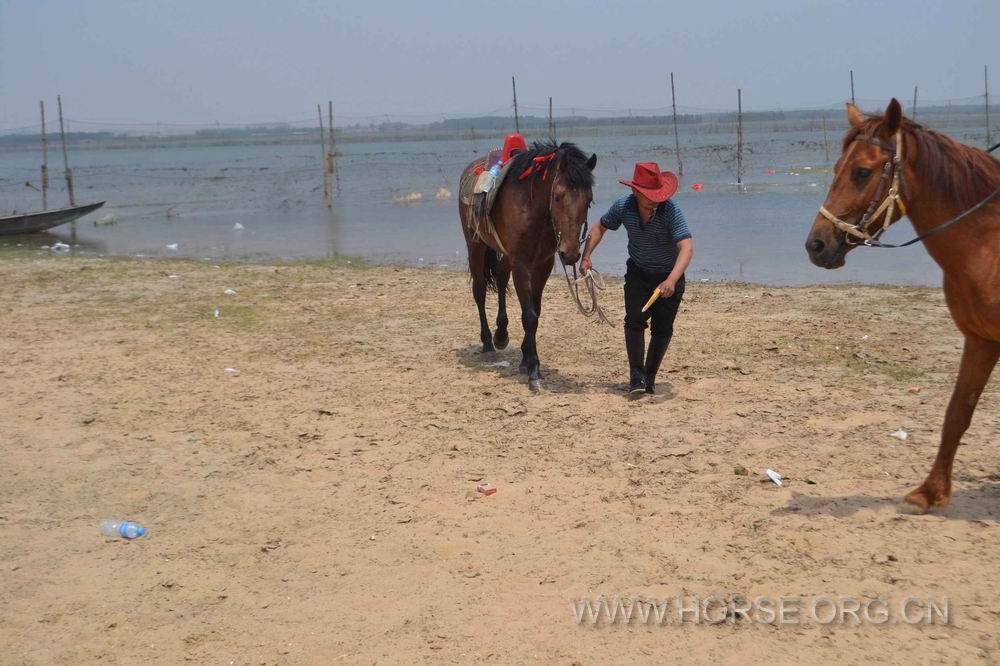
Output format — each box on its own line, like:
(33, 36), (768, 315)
(846, 102), (866, 128)
(586, 153), (597, 171)
(884, 98), (903, 134)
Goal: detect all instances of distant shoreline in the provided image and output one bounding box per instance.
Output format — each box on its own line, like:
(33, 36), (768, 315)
(1, 104), (994, 152)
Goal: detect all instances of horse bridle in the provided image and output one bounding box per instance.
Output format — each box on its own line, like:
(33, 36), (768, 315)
(818, 131), (907, 246)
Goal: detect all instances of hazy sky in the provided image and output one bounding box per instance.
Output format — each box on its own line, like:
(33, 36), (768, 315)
(1, 0), (997, 128)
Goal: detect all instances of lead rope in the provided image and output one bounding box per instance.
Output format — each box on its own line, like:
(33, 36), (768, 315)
(561, 261), (614, 326)
(553, 213), (614, 326)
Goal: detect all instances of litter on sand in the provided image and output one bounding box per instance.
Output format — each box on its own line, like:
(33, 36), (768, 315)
(892, 428), (909, 441)
(224, 288), (237, 296)
(214, 309), (220, 319)
(766, 469), (783, 486)
(477, 483), (497, 496)
(224, 367), (240, 375)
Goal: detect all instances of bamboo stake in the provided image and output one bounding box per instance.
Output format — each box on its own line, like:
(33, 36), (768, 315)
(670, 72), (683, 177)
(912, 85), (918, 120)
(736, 88), (744, 191)
(326, 100), (340, 202)
(57, 95), (75, 206)
(512, 76), (520, 134)
(317, 104), (330, 206)
(986, 65), (992, 149)
(850, 70), (855, 105)
(822, 114), (830, 165)
(40, 101), (49, 210)
(548, 96), (554, 142)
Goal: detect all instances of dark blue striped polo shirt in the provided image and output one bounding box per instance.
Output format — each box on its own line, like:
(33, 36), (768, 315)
(600, 194), (692, 273)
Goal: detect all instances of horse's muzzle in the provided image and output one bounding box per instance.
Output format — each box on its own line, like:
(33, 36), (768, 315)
(805, 236), (846, 269)
(559, 250), (581, 265)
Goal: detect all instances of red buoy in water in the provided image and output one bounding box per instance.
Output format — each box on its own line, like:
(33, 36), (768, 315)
(765, 168), (776, 175)
(691, 182), (703, 192)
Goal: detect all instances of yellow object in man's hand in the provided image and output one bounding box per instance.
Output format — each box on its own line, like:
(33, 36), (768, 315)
(641, 289), (661, 312)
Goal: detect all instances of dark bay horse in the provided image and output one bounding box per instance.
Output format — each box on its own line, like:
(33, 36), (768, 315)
(806, 98), (1000, 511)
(459, 142), (596, 389)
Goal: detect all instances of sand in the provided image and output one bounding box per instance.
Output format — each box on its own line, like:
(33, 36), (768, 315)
(2, 256), (999, 664)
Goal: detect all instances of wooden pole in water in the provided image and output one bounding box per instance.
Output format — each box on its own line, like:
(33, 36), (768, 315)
(985, 65), (992, 149)
(736, 88), (744, 191)
(822, 114), (831, 165)
(670, 72), (683, 177)
(317, 104), (330, 206)
(512, 76), (520, 133)
(912, 85), (918, 120)
(548, 96), (554, 142)
(40, 101), (49, 210)
(329, 100), (340, 196)
(57, 95), (75, 206)
(850, 70), (855, 105)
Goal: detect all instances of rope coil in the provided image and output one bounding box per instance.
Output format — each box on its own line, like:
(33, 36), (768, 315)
(561, 263), (614, 326)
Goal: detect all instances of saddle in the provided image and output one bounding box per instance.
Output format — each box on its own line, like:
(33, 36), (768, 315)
(460, 148), (515, 254)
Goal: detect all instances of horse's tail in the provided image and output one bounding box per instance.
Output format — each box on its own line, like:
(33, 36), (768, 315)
(483, 247), (500, 293)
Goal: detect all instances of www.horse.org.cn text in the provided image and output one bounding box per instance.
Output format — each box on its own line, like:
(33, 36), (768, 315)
(570, 596), (951, 626)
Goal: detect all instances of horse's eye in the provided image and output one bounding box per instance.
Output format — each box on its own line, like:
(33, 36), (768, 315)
(554, 195), (562, 203)
(854, 167), (873, 180)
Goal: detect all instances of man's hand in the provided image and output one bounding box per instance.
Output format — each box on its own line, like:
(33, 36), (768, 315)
(580, 256), (593, 275)
(657, 277), (677, 297)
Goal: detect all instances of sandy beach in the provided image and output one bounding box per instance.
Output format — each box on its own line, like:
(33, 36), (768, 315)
(2, 256), (1000, 663)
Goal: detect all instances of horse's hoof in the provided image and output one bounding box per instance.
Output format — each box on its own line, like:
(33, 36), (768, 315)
(529, 378), (542, 391)
(493, 331), (509, 350)
(481, 342), (496, 355)
(904, 482), (951, 512)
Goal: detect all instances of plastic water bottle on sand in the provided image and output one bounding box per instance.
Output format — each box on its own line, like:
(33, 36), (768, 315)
(100, 519), (147, 540)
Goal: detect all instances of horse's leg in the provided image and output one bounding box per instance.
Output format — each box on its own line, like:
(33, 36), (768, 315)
(468, 241), (495, 354)
(526, 255), (554, 380)
(904, 335), (1000, 511)
(512, 261), (541, 388)
(493, 253), (511, 350)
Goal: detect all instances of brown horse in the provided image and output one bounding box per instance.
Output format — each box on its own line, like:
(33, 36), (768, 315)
(806, 98), (1000, 511)
(459, 141), (596, 389)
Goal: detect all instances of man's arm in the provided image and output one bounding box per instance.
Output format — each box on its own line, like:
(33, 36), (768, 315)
(657, 238), (693, 296)
(579, 222), (609, 274)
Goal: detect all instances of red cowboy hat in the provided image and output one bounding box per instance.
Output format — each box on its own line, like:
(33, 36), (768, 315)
(618, 162), (678, 202)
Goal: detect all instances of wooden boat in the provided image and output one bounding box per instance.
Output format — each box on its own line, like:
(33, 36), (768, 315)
(0, 201), (105, 236)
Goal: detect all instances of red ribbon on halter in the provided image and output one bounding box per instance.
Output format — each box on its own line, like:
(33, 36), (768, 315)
(518, 153), (556, 181)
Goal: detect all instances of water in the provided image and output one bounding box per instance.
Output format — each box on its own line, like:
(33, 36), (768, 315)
(0, 130), (946, 285)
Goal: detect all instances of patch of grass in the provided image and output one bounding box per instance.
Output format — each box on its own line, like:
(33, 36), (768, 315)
(212, 304), (262, 330)
(283, 254), (369, 269)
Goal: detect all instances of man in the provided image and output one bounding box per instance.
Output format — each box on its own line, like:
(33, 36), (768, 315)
(580, 162), (693, 395)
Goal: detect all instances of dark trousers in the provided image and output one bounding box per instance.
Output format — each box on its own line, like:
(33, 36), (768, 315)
(624, 259), (684, 339)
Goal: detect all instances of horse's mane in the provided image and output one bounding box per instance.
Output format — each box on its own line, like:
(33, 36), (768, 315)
(846, 115), (1000, 210)
(507, 141), (595, 189)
